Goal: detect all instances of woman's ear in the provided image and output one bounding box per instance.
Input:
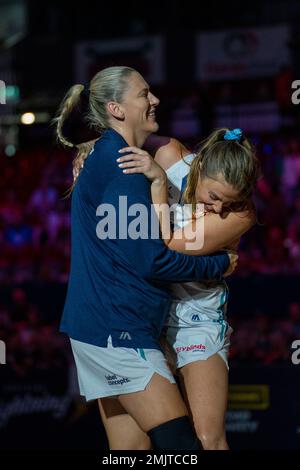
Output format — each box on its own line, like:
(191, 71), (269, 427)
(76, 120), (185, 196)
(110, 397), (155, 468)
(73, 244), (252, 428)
(106, 101), (125, 120)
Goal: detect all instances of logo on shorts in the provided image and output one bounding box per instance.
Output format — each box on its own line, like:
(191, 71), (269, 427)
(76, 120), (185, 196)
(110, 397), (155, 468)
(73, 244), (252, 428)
(119, 332), (132, 340)
(105, 374), (131, 386)
(191, 314), (201, 322)
(176, 344), (206, 353)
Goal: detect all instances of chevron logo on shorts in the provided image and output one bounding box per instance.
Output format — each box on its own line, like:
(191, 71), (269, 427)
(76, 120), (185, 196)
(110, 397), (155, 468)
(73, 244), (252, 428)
(119, 332), (132, 340)
(191, 314), (200, 322)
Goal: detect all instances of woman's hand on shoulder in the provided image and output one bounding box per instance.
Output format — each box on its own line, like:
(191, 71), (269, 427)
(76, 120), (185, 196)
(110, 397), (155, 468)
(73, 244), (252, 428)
(117, 146), (167, 185)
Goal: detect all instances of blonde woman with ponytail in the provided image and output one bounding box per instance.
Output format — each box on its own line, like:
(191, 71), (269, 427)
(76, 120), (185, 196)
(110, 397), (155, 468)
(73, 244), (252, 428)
(54, 83), (101, 190)
(116, 127), (260, 450)
(54, 66), (233, 450)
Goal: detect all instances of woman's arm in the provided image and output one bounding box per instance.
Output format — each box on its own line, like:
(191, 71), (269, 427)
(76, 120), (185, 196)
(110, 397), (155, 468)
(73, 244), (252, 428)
(117, 143), (178, 243)
(117, 142), (255, 255)
(167, 210), (255, 255)
(150, 138), (190, 241)
(150, 178), (173, 243)
(153, 140), (255, 254)
(118, 138), (190, 242)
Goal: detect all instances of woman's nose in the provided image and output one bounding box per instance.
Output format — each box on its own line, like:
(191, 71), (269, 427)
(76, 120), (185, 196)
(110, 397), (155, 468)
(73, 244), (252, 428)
(150, 92), (160, 106)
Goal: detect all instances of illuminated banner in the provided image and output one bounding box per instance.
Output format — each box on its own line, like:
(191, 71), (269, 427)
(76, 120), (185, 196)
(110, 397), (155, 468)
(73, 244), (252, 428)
(196, 25), (291, 81)
(226, 366), (300, 449)
(75, 36), (165, 84)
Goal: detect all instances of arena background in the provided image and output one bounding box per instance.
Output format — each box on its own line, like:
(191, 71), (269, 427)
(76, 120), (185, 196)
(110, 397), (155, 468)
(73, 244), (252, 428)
(0, 0), (300, 451)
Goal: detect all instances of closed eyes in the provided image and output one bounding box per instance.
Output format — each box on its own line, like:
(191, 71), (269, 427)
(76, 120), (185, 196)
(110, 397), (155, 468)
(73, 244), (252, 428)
(209, 192), (222, 202)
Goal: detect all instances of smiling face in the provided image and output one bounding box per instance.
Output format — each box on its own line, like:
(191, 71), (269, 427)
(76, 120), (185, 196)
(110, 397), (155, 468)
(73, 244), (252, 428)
(195, 173), (240, 214)
(119, 71), (160, 143)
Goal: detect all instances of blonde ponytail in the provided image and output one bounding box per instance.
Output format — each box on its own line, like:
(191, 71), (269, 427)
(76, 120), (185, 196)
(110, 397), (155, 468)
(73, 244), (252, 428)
(54, 66), (136, 194)
(54, 83), (96, 193)
(55, 84), (84, 148)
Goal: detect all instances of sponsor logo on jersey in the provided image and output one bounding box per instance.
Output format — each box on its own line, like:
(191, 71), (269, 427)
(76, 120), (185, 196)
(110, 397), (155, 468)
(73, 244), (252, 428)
(176, 344), (206, 353)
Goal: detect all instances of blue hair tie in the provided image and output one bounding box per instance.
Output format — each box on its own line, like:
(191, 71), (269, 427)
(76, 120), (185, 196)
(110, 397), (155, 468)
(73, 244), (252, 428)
(224, 128), (243, 141)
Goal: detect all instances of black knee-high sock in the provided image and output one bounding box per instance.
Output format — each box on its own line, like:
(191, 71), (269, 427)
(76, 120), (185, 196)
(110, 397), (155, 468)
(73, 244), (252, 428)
(147, 416), (202, 450)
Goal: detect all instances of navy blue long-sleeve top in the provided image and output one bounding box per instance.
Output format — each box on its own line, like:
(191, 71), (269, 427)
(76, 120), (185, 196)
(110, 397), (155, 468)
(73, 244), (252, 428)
(60, 128), (229, 349)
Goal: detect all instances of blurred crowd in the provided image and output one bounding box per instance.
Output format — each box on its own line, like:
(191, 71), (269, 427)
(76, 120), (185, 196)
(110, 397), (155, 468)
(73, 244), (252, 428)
(236, 133), (300, 275)
(229, 301), (300, 366)
(1, 146), (72, 284)
(0, 287), (69, 377)
(1, 132), (300, 283)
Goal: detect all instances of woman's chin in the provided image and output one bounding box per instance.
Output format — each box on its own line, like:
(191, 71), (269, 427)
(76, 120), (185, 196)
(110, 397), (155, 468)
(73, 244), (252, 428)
(150, 120), (159, 132)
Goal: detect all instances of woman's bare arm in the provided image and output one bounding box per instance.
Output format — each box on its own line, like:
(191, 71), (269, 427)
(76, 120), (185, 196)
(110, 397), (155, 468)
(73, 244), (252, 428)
(149, 138), (190, 242)
(117, 138), (255, 254)
(166, 210), (255, 255)
(150, 138), (255, 254)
